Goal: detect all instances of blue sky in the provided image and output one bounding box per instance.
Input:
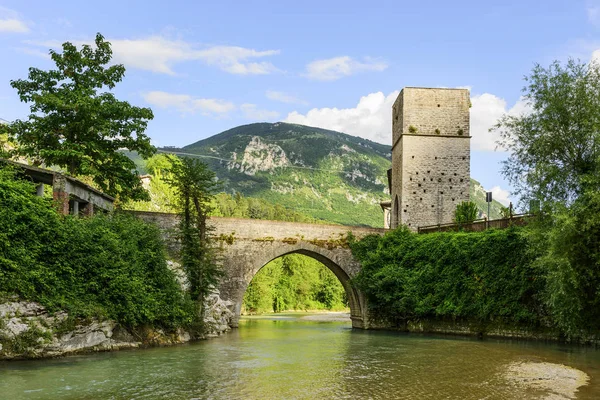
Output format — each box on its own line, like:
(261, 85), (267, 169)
(1, 0), (598, 206)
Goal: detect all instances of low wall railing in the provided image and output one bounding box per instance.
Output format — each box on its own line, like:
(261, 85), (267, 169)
(417, 214), (534, 234)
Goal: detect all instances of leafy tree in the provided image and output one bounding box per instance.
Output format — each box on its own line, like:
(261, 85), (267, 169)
(1, 33), (155, 201)
(499, 205), (512, 219)
(454, 201), (478, 224)
(493, 59), (600, 207)
(492, 59), (600, 338)
(166, 156), (222, 320)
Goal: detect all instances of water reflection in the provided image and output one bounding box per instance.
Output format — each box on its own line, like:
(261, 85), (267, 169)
(0, 314), (599, 399)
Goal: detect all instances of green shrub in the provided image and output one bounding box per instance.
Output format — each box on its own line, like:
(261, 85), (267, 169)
(454, 201), (479, 224)
(0, 165), (194, 329)
(350, 227), (544, 327)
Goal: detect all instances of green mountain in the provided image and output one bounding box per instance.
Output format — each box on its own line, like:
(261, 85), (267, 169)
(154, 122), (506, 227)
(176, 122), (391, 227)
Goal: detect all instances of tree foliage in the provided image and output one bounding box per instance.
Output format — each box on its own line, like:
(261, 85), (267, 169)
(0, 165), (193, 328)
(1, 33), (155, 201)
(350, 227), (544, 327)
(166, 156), (222, 317)
(491, 59), (600, 339)
(493, 59), (600, 207)
(454, 201), (479, 224)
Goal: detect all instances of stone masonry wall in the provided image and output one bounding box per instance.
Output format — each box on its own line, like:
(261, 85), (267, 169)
(391, 88), (470, 229)
(399, 135), (470, 228)
(392, 87), (470, 139)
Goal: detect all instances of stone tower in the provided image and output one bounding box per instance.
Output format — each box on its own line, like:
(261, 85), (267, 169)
(390, 87), (470, 230)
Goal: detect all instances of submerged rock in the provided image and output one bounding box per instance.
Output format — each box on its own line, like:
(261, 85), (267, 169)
(504, 361), (589, 399)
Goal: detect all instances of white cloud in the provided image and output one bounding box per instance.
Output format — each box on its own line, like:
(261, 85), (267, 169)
(285, 91), (399, 144)
(0, 18), (29, 33)
(470, 93), (530, 151)
(305, 56), (388, 81)
(241, 104), (279, 120)
(22, 36), (280, 76)
(266, 90), (308, 105)
(197, 46), (280, 75)
(0, 8), (29, 33)
(143, 91), (235, 115)
(284, 89), (530, 149)
(487, 185), (512, 206)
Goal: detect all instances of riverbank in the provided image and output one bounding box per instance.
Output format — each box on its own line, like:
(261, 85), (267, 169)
(0, 292), (234, 360)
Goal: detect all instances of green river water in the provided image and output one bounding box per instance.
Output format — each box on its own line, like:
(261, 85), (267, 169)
(1, 313), (600, 399)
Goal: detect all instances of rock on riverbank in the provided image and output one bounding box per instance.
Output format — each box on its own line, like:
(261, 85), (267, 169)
(0, 292), (234, 360)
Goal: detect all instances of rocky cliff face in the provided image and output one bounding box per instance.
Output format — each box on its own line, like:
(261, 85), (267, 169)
(0, 292), (234, 360)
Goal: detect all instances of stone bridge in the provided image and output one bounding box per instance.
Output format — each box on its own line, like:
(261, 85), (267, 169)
(133, 212), (385, 329)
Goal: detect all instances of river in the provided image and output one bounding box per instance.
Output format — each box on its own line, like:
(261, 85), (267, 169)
(1, 313), (599, 399)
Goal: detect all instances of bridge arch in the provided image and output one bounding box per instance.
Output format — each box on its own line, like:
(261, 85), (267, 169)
(243, 243), (365, 326)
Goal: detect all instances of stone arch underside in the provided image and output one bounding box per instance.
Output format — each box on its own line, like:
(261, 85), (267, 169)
(217, 240), (369, 329)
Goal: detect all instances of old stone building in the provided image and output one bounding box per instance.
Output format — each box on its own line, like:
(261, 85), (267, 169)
(389, 87), (471, 230)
